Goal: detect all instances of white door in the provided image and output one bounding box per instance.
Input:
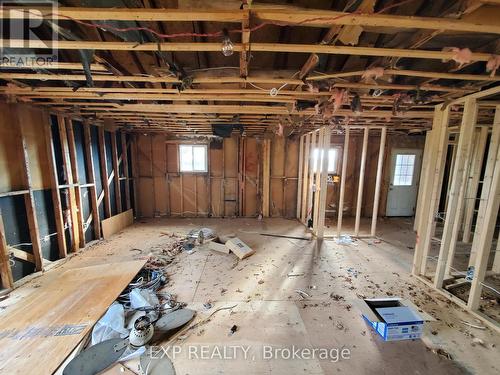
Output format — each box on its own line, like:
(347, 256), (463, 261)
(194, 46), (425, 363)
(386, 149), (422, 217)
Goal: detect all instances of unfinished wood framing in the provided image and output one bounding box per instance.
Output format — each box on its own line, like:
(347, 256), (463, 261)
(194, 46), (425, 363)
(462, 126), (489, 243)
(370, 127), (387, 237)
(44, 115), (67, 258)
(121, 133), (131, 211)
(83, 122), (101, 239)
(354, 127), (369, 237)
(337, 127), (350, 237)
(17, 113), (43, 270)
(412, 85), (500, 329)
(57, 116), (80, 252)
(467, 126), (500, 310)
(98, 128), (111, 218)
(65, 119), (85, 249)
(262, 139), (271, 217)
(469, 112), (500, 268)
(300, 133), (311, 224)
(434, 99), (478, 288)
(0, 214), (13, 289)
(413, 105), (451, 275)
(110, 132), (122, 214)
(1, 3), (500, 373)
(296, 136), (304, 220)
(315, 127), (331, 238)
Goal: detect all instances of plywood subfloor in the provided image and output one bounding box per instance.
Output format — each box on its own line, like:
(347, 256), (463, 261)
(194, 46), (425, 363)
(0, 243), (146, 375)
(2, 218), (499, 375)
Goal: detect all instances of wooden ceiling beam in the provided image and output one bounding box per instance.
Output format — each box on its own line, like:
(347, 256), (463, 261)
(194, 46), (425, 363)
(309, 69), (500, 82)
(0, 7), (245, 22)
(0, 73), (478, 93)
(1, 40), (493, 62)
(50, 103), (436, 118)
(2, 7), (500, 34)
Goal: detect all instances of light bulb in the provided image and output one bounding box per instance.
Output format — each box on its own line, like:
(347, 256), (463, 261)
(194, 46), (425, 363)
(221, 28), (234, 57)
(221, 37), (234, 56)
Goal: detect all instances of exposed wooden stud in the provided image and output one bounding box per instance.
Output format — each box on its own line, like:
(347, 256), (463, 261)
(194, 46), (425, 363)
(467, 127), (500, 310)
(313, 127), (325, 234)
(468, 107), (500, 267)
(296, 136), (304, 219)
(130, 134), (139, 215)
(413, 106), (450, 276)
(98, 127), (111, 218)
(262, 139), (271, 217)
(337, 126), (350, 237)
(492, 235), (500, 274)
(370, 127), (387, 237)
(57, 116), (80, 252)
(354, 127), (369, 237)
(121, 133), (131, 211)
(444, 141), (458, 212)
(462, 126), (488, 243)
(316, 127), (331, 239)
(306, 132), (317, 225)
(414, 129), (432, 232)
(83, 122), (101, 239)
(0, 214), (14, 289)
(65, 118), (85, 249)
(434, 98), (478, 288)
(43, 114), (67, 258)
(16, 111), (43, 271)
(300, 133), (311, 224)
(110, 132), (122, 214)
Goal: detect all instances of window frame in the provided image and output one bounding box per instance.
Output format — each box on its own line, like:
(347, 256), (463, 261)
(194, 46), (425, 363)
(178, 144), (208, 173)
(392, 153), (416, 186)
(312, 146), (341, 174)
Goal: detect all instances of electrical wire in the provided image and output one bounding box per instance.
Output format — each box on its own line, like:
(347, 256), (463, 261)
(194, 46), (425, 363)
(426, 255), (500, 296)
(15, 0), (419, 41)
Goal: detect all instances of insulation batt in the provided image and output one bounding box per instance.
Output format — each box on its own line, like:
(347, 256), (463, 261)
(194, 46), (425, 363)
(486, 55), (500, 77)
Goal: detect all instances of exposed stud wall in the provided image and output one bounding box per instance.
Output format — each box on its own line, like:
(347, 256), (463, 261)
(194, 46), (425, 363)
(0, 104), (132, 286)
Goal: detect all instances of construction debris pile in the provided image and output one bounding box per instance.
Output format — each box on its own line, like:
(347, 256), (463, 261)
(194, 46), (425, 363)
(62, 246), (196, 374)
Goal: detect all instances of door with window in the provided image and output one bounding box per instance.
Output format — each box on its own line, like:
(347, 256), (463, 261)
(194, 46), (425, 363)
(386, 149), (422, 217)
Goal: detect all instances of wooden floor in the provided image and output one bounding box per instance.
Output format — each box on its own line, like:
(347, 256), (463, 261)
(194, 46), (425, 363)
(1, 217), (499, 374)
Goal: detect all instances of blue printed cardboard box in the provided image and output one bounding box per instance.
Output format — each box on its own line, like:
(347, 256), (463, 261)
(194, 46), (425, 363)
(355, 298), (434, 341)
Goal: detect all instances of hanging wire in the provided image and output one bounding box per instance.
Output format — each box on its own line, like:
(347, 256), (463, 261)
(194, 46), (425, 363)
(13, 0), (419, 41)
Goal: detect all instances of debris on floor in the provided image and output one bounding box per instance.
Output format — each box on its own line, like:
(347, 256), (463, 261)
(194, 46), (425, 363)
(62, 258), (195, 375)
(336, 235), (354, 245)
(259, 232), (312, 241)
(295, 289), (311, 299)
(228, 324), (238, 336)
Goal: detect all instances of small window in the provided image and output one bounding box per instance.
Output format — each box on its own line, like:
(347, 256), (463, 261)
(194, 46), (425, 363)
(312, 148), (339, 173)
(179, 144), (207, 172)
(393, 154), (415, 186)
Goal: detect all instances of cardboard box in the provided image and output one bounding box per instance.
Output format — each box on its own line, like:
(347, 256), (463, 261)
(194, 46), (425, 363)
(225, 238), (255, 260)
(355, 298), (433, 341)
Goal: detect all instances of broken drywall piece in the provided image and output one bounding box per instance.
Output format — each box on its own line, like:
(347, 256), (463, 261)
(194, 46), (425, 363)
(207, 241), (230, 254)
(225, 238), (255, 260)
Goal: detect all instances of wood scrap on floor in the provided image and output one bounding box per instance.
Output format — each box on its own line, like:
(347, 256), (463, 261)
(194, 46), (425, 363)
(206, 241), (230, 254)
(225, 238), (255, 260)
(102, 209), (134, 239)
(0, 259), (146, 375)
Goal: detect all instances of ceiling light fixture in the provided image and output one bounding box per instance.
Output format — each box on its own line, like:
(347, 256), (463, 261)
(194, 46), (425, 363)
(221, 28), (234, 56)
